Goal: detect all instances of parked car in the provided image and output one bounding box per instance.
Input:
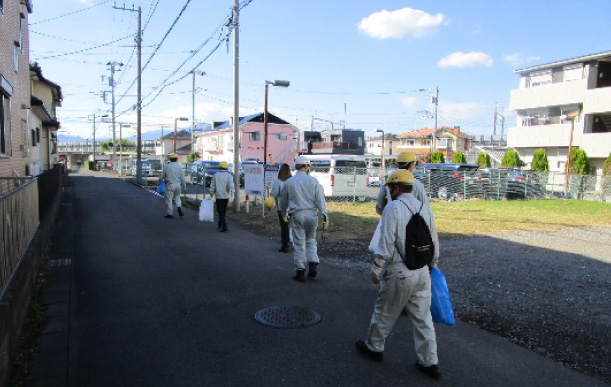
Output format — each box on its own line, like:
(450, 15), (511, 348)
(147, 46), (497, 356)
(415, 163), (480, 199)
(477, 168), (527, 199)
(302, 154), (368, 200)
(130, 160), (154, 177)
(188, 161), (222, 187)
(145, 159), (162, 176)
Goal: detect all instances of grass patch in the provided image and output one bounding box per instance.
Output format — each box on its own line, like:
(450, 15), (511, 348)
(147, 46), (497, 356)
(228, 199), (611, 242)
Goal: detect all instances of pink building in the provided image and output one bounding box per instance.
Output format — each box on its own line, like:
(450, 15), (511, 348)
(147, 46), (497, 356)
(196, 112), (298, 164)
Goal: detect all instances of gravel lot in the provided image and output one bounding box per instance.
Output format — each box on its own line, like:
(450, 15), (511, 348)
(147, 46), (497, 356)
(244, 221), (611, 384)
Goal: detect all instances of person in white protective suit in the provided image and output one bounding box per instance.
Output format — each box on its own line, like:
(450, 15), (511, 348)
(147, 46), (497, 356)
(278, 155), (328, 282)
(356, 169), (442, 379)
(158, 154), (186, 219)
(210, 161), (235, 232)
(376, 151), (428, 215)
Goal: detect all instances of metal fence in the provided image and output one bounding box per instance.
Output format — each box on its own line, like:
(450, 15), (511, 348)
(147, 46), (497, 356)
(0, 179), (39, 298)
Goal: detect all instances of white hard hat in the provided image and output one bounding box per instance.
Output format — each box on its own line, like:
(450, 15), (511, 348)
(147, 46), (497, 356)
(294, 155), (311, 166)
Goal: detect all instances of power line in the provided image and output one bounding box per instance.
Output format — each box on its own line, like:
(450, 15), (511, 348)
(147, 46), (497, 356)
(141, 0), (193, 73)
(33, 34), (135, 60)
(30, 30), (92, 44)
(143, 0), (162, 32)
(30, 0), (113, 25)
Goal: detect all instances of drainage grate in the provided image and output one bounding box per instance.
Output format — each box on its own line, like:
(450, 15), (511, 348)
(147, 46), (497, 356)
(254, 306), (321, 329)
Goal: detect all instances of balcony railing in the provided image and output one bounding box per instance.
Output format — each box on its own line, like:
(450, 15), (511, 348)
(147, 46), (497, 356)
(311, 141), (358, 150)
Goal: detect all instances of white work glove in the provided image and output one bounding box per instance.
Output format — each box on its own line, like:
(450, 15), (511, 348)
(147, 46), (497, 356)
(370, 258), (384, 284)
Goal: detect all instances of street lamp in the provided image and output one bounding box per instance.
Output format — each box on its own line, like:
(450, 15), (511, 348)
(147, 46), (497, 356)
(174, 117), (189, 154)
(264, 80), (290, 165)
(191, 70), (206, 152)
(119, 123), (131, 176)
(376, 129), (385, 175)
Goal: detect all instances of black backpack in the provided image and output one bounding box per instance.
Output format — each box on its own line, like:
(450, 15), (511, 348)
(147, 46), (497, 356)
(399, 200), (434, 270)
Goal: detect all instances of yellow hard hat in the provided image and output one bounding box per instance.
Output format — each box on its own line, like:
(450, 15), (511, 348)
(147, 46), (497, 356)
(219, 161), (229, 169)
(169, 153), (179, 160)
(264, 196), (276, 209)
(397, 152), (417, 163)
(386, 169), (415, 185)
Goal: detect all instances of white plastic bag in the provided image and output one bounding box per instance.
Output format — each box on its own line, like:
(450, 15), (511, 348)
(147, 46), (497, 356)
(199, 199), (215, 222)
(368, 221), (383, 255)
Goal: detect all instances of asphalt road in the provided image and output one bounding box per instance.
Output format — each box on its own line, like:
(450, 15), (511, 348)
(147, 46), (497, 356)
(44, 171), (606, 386)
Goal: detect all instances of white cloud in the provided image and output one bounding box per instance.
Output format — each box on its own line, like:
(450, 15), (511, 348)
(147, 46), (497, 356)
(503, 53), (541, 66)
(437, 51), (493, 68)
(400, 96), (418, 108)
(358, 8), (447, 39)
(76, 0), (94, 5)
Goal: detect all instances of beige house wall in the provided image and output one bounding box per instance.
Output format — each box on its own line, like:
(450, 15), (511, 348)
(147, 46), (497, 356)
(0, 0), (32, 177)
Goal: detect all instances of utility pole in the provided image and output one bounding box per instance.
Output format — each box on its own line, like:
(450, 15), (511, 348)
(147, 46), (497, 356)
(493, 102), (498, 137)
(431, 86), (439, 153)
(107, 61), (123, 171)
(232, 0), (240, 212)
(114, 4), (142, 184)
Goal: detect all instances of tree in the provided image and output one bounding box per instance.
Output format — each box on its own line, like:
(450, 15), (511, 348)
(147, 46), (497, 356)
(531, 148), (549, 171)
(477, 153), (491, 168)
(430, 152), (445, 163)
(100, 139), (134, 152)
(569, 148), (590, 175)
(452, 152), (466, 163)
(501, 150), (523, 167)
(602, 152), (611, 176)
(187, 151), (200, 163)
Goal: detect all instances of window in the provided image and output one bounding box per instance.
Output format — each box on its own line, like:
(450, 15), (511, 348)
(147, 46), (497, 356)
(14, 44), (19, 73)
(358, 137), (363, 146)
(19, 14), (25, 52)
(275, 133), (287, 140)
(31, 129), (36, 147)
(438, 138), (453, 148)
(248, 131), (261, 142)
(0, 0), (4, 13)
(36, 127), (41, 143)
(404, 139), (415, 146)
(1, 93), (11, 156)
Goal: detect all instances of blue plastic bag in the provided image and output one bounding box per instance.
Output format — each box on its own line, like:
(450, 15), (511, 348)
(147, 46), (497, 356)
(157, 182), (165, 195)
(430, 267), (456, 326)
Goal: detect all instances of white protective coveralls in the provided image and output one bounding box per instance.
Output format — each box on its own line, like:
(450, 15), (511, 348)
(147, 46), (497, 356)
(278, 170), (327, 270)
(159, 162), (186, 216)
(376, 178), (428, 215)
(210, 170), (235, 200)
(366, 192), (440, 367)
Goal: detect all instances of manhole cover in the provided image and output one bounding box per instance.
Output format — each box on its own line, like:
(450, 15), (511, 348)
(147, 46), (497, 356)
(254, 306), (321, 329)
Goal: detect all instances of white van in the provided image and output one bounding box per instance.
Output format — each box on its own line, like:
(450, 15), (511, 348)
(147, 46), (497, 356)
(301, 155), (368, 199)
(130, 159), (153, 177)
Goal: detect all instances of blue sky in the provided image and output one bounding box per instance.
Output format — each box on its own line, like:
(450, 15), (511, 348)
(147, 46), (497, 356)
(29, 0), (611, 140)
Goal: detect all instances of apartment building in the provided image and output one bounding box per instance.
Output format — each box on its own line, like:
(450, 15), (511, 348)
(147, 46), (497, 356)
(0, 0), (33, 177)
(508, 50), (611, 172)
(396, 126), (473, 161)
(30, 62), (62, 175)
(195, 112), (298, 164)
(365, 133), (399, 157)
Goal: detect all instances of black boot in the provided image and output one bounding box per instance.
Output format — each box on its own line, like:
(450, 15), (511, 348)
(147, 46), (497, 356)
(177, 207), (184, 217)
(307, 262), (318, 278)
(293, 269), (305, 282)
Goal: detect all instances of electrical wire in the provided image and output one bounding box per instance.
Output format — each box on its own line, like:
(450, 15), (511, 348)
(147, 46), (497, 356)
(33, 34), (135, 60)
(143, 0), (162, 32)
(30, 0), (113, 25)
(30, 31), (92, 44)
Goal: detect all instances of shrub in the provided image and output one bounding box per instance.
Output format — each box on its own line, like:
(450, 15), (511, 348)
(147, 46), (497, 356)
(603, 153), (611, 176)
(531, 148), (549, 171)
(430, 152), (445, 163)
(452, 152), (466, 163)
(501, 150), (523, 167)
(477, 153), (491, 168)
(569, 148), (590, 175)
(187, 151), (200, 163)
(423, 153), (432, 163)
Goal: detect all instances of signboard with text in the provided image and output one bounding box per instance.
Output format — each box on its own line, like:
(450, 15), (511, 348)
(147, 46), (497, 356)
(243, 163), (264, 197)
(264, 164), (279, 188)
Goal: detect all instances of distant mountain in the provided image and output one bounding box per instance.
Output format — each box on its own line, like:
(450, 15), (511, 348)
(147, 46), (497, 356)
(57, 123), (212, 143)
